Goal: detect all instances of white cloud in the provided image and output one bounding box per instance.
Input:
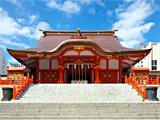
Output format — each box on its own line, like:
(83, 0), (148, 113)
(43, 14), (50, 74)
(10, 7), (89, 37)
(79, 0), (91, 5)
(0, 7), (50, 40)
(46, 0), (80, 15)
(94, 0), (105, 7)
(17, 22), (50, 39)
(124, 0), (134, 2)
(29, 22), (50, 39)
(17, 27), (31, 37)
(0, 7), (20, 35)
(46, 0), (104, 15)
(8, 57), (18, 63)
(80, 0), (104, 6)
(106, 10), (113, 16)
(61, 1), (80, 14)
(29, 15), (37, 24)
(46, 0), (60, 9)
(6, 0), (21, 6)
(88, 8), (95, 14)
(17, 18), (25, 23)
(112, 0), (156, 48)
(0, 44), (6, 50)
(0, 37), (29, 48)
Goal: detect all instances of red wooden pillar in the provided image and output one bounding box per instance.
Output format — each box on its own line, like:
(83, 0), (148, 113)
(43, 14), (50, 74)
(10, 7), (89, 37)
(94, 66), (102, 84)
(56, 66), (65, 84)
(119, 57), (122, 83)
(13, 88), (16, 100)
(36, 58), (39, 84)
(144, 87), (146, 100)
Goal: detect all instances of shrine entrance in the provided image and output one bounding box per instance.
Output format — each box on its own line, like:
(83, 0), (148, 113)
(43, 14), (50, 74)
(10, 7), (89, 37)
(66, 64), (92, 84)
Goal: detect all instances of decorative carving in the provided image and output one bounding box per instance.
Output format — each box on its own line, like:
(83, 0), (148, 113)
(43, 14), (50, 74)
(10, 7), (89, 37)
(41, 71), (59, 83)
(8, 71), (23, 80)
(71, 27), (87, 39)
(74, 46), (84, 50)
(133, 71), (148, 79)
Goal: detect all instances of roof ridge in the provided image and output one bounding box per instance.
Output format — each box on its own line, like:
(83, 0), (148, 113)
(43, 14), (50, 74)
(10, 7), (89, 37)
(39, 29), (118, 34)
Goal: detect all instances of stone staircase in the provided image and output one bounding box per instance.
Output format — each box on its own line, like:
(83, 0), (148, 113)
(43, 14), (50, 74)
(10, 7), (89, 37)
(0, 103), (160, 119)
(16, 84), (143, 102)
(0, 84), (160, 119)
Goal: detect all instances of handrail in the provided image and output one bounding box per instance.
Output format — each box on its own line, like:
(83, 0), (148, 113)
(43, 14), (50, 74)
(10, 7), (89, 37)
(13, 76), (33, 100)
(136, 78), (159, 85)
(125, 77), (146, 100)
(0, 79), (23, 85)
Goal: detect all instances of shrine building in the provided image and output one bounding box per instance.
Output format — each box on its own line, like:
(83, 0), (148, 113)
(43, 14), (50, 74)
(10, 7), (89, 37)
(7, 28), (151, 84)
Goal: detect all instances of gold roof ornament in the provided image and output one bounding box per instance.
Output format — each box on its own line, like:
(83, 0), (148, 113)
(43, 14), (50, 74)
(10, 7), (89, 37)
(71, 27), (87, 39)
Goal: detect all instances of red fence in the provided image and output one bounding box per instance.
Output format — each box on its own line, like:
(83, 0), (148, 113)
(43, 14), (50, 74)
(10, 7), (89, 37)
(0, 75), (33, 100)
(125, 77), (146, 100)
(136, 78), (159, 85)
(13, 76), (33, 100)
(125, 76), (159, 100)
(0, 79), (22, 85)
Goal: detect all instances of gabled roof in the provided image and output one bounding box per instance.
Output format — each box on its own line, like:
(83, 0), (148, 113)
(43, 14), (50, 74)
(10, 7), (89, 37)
(7, 29), (151, 70)
(7, 30), (151, 56)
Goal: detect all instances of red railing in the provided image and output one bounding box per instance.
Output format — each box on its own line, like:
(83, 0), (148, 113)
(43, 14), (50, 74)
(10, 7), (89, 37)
(0, 79), (22, 85)
(125, 77), (146, 100)
(136, 78), (159, 85)
(13, 76), (33, 100)
(126, 77), (159, 85)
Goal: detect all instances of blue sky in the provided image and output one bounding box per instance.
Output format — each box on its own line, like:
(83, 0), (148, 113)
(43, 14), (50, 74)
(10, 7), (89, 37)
(0, 0), (159, 64)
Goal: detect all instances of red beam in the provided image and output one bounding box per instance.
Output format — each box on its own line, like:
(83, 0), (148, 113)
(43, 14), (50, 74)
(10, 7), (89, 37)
(27, 61), (37, 66)
(13, 54), (28, 58)
(122, 61), (131, 66)
(23, 58), (34, 63)
(129, 54), (145, 58)
(63, 61), (96, 65)
(125, 58), (136, 62)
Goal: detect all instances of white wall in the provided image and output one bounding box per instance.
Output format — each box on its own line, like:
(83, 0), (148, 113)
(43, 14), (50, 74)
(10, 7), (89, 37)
(100, 59), (106, 69)
(0, 48), (7, 75)
(39, 59), (49, 69)
(64, 51), (78, 56)
(52, 59), (58, 69)
(135, 42), (160, 71)
(0, 48), (2, 75)
(109, 59), (119, 69)
(157, 43), (160, 71)
(80, 51), (94, 56)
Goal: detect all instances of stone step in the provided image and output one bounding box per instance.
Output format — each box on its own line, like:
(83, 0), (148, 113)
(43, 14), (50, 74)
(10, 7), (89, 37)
(0, 116), (160, 119)
(16, 84), (143, 102)
(0, 112), (160, 116)
(0, 103), (160, 119)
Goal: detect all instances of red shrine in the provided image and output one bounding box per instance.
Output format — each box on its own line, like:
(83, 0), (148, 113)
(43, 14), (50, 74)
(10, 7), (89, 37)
(7, 28), (151, 84)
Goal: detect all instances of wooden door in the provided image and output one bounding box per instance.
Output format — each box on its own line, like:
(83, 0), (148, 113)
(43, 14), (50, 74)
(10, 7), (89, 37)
(99, 71), (118, 83)
(40, 71), (59, 83)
